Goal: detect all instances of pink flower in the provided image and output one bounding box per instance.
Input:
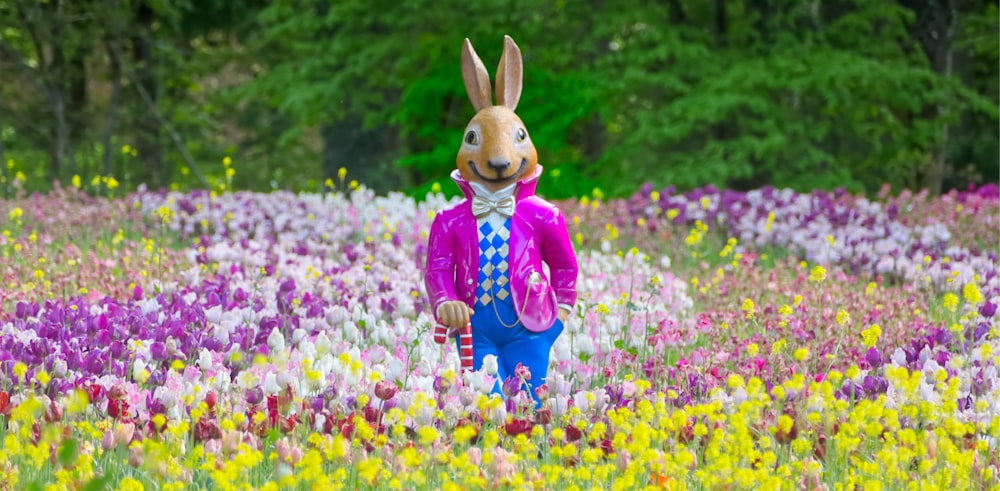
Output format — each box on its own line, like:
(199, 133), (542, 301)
(514, 362), (531, 382)
(276, 437), (304, 465)
(466, 447), (482, 466)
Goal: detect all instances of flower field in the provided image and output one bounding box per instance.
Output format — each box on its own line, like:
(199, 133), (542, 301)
(0, 180), (998, 490)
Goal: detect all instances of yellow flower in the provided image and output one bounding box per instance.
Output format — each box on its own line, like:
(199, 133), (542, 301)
(793, 348), (809, 362)
(861, 325), (881, 349)
(771, 339), (786, 355)
(835, 309), (850, 326)
(865, 282), (876, 295)
(771, 386), (786, 400)
(808, 265), (827, 283)
(962, 283), (983, 305)
(942, 293), (959, 312)
(741, 298), (756, 318)
(13, 362), (27, 380)
(747, 343), (759, 357)
(417, 426), (438, 446)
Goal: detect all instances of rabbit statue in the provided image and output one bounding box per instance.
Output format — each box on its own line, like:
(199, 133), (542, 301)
(424, 35), (579, 404)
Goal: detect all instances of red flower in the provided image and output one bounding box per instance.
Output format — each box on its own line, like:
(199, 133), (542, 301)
(205, 391), (217, 411)
(0, 390), (13, 418)
(82, 383), (103, 404)
(534, 408), (552, 426)
(564, 424), (583, 442)
(374, 381), (398, 401)
(363, 404), (380, 425)
(44, 400), (63, 423)
(107, 399), (129, 420)
(193, 417), (222, 442)
(107, 384), (127, 401)
(338, 416), (355, 439)
(279, 414), (298, 434)
(504, 418), (533, 436)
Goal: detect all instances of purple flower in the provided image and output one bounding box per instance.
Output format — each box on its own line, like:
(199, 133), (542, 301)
(864, 347), (883, 368)
(501, 376), (522, 398)
(150, 342), (169, 361)
(246, 387), (264, 405)
(934, 350), (950, 367)
(862, 375), (888, 397)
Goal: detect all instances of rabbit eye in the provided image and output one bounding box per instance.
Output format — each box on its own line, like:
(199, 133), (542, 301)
(516, 128), (527, 142)
(464, 131), (478, 145)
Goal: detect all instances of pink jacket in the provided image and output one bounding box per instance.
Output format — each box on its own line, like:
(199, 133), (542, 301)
(424, 166), (578, 332)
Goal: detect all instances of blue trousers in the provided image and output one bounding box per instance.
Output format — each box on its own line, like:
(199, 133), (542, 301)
(459, 299), (564, 405)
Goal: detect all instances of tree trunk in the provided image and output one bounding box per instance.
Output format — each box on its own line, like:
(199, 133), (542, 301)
(103, 33), (123, 177)
(131, 1), (165, 187)
(930, 0), (956, 195)
(51, 84), (74, 183)
(0, 109), (6, 196)
(47, 0), (79, 179)
(320, 112), (400, 194)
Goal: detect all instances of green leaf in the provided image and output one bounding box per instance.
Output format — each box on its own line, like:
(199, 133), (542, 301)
(57, 437), (80, 467)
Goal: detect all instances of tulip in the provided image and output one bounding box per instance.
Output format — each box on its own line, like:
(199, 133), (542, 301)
(374, 381), (398, 401)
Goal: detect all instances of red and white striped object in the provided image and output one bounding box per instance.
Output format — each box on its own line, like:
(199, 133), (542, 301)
(433, 322), (474, 372)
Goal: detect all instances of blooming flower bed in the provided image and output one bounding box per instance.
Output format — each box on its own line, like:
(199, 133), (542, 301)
(0, 182), (997, 490)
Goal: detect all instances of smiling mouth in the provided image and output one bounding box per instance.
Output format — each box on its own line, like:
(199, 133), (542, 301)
(469, 159), (527, 183)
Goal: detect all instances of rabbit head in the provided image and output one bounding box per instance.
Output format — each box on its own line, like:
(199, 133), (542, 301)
(456, 35), (538, 191)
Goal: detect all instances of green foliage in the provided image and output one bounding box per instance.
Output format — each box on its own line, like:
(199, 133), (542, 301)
(0, 0), (996, 197)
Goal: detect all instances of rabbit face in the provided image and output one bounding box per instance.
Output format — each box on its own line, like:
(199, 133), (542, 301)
(457, 106), (537, 189)
(457, 36), (537, 192)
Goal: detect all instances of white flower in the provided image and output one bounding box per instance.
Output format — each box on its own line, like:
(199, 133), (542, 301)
(291, 328), (307, 346)
(267, 328), (286, 352)
(314, 333), (332, 355)
(482, 355), (498, 376)
(198, 349), (213, 371)
(464, 370), (496, 394)
(573, 391), (592, 412)
(263, 372), (280, 395)
(52, 358), (68, 377)
(132, 359), (147, 379)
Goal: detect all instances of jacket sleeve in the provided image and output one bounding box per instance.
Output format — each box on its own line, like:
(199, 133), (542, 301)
(541, 205), (579, 310)
(424, 211), (459, 316)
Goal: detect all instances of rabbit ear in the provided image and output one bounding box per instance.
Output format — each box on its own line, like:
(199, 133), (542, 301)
(495, 35), (523, 111)
(462, 38), (493, 111)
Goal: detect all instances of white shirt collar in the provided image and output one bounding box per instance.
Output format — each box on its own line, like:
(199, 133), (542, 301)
(469, 182), (517, 201)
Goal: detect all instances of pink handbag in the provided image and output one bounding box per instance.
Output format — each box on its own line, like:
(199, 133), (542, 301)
(512, 269), (558, 333)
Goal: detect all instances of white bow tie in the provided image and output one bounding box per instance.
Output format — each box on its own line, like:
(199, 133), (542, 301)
(471, 196), (515, 218)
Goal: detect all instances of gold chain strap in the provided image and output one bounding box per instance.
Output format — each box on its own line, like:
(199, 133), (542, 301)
(488, 270), (539, 329)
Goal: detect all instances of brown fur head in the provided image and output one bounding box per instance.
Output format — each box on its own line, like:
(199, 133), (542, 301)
(456, 36), (538, 191)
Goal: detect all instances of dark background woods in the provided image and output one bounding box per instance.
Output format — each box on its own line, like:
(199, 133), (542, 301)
(0, 0), (996, 199)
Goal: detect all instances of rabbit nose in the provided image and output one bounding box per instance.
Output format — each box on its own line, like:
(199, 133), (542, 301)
(487, 159), (511, 172)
